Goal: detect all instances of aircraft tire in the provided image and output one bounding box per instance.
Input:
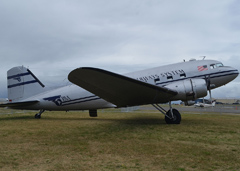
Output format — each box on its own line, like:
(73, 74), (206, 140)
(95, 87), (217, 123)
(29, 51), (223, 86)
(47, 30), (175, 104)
(165, 109), (181, 124)
(35, 114), (41, 119)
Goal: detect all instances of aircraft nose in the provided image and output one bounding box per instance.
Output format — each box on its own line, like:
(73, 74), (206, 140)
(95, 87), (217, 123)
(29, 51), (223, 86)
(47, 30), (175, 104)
(231, 66), (239, 78)
(234, 67), (239, 75)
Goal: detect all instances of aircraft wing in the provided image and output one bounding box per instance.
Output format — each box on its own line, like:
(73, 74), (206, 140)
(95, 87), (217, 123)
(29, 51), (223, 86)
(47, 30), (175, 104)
(68, 67), (178, 107)
(0, 100), (39, 108)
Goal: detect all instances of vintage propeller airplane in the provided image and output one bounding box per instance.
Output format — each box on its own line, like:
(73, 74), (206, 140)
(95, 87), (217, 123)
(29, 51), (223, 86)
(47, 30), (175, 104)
(0, 59), (238, 124)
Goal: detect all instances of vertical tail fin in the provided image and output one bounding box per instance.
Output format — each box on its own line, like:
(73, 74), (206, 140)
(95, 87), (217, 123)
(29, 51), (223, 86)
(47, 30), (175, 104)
(7, 66), (45, 102)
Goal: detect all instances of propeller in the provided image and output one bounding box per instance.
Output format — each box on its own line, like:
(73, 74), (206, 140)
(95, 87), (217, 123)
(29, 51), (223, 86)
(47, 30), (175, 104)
(209, 88), (212, 104)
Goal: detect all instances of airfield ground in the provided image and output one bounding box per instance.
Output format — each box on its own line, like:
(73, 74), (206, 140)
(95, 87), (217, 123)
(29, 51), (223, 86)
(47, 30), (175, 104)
(0, 106), (239, 171)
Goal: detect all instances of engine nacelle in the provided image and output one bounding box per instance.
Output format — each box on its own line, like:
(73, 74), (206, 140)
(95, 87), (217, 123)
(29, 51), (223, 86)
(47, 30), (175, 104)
(165, 79), (207, 101)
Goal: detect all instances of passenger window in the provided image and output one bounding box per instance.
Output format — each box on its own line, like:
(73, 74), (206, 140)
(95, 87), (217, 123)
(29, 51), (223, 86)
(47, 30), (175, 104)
(180, 73), (186, 78)
(167, 76), (173, 80)
(154, 78), (160, 84)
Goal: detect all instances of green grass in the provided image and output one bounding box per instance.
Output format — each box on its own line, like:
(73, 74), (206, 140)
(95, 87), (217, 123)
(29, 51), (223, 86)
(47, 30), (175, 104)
(0, 109), (240, 171)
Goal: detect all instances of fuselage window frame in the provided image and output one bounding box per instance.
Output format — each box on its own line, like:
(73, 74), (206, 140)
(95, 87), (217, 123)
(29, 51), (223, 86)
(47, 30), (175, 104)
(180, 73), (186, 78)
(210, 64), (216, 69)
(167, 76), (173, 80)
(210, 63), (224, 69)
(216, 63), (224, 68)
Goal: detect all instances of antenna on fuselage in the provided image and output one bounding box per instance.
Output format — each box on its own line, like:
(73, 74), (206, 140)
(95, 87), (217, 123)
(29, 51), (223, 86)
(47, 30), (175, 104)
(200, 56), (206, 60)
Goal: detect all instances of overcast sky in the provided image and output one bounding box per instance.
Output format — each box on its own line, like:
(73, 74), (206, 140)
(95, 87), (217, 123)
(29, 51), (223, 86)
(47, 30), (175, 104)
(0, 0), (240, 99)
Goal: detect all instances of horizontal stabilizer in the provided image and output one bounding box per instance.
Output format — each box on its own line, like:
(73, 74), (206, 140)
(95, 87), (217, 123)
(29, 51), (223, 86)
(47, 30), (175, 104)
(68, 67), (178, 107)
(0, 100), (39, 108)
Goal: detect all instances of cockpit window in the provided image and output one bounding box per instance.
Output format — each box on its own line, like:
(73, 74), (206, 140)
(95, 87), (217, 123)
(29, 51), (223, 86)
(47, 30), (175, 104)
(216, 63), (224, 67)
(210, 63), (224, 69)
(210, 64), (216, 69)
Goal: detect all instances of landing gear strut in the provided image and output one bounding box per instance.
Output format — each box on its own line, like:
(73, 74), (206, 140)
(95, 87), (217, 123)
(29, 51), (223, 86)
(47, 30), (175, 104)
(35, 109), (45, 119)
(152, 102), (181, 124)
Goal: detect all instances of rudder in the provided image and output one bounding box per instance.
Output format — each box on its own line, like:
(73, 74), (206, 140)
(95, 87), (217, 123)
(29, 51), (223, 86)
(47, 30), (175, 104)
(7, 66), (45, 102)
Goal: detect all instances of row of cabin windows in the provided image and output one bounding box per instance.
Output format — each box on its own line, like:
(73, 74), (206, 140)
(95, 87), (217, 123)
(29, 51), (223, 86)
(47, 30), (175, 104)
(155, 73), (186, 82)
(153, 63), (223, 83)
(167, 73), (186, 80)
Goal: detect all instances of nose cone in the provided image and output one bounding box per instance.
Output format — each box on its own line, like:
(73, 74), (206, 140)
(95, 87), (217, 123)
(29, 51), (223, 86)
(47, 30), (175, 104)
(232, 67), (239, 78)
(227, 66), (239, 83)
(213, 66), (239, 88)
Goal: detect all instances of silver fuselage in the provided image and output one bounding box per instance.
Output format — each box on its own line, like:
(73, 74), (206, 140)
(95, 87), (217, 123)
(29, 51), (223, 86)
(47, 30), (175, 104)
(15, 60), (239, 110)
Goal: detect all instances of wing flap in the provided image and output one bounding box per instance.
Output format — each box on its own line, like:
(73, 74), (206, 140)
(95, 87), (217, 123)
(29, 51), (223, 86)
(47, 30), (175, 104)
(68, 67), (177, 107)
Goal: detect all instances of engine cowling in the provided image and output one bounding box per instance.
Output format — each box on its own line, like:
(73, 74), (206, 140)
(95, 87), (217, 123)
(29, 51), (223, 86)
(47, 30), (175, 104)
(165, 79), (207, 101)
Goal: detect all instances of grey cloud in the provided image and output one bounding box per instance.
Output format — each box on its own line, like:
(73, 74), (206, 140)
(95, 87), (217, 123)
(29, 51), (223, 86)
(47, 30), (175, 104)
(0, 0), (240, 98)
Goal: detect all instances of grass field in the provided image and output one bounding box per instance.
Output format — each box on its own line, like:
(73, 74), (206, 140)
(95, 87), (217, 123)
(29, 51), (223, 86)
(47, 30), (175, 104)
(0, 108), (239, 171)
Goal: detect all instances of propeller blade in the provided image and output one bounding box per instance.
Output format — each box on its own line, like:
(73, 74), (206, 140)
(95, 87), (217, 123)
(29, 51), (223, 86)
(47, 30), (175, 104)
(207, 75), (211, 90)
(205, 75), (213, 103)
(209, 89), (212, 103)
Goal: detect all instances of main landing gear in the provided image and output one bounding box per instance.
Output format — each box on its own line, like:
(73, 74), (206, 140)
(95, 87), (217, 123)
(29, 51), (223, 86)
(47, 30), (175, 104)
(152, 102), (181, 124)
(35, 109), (45, 119)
